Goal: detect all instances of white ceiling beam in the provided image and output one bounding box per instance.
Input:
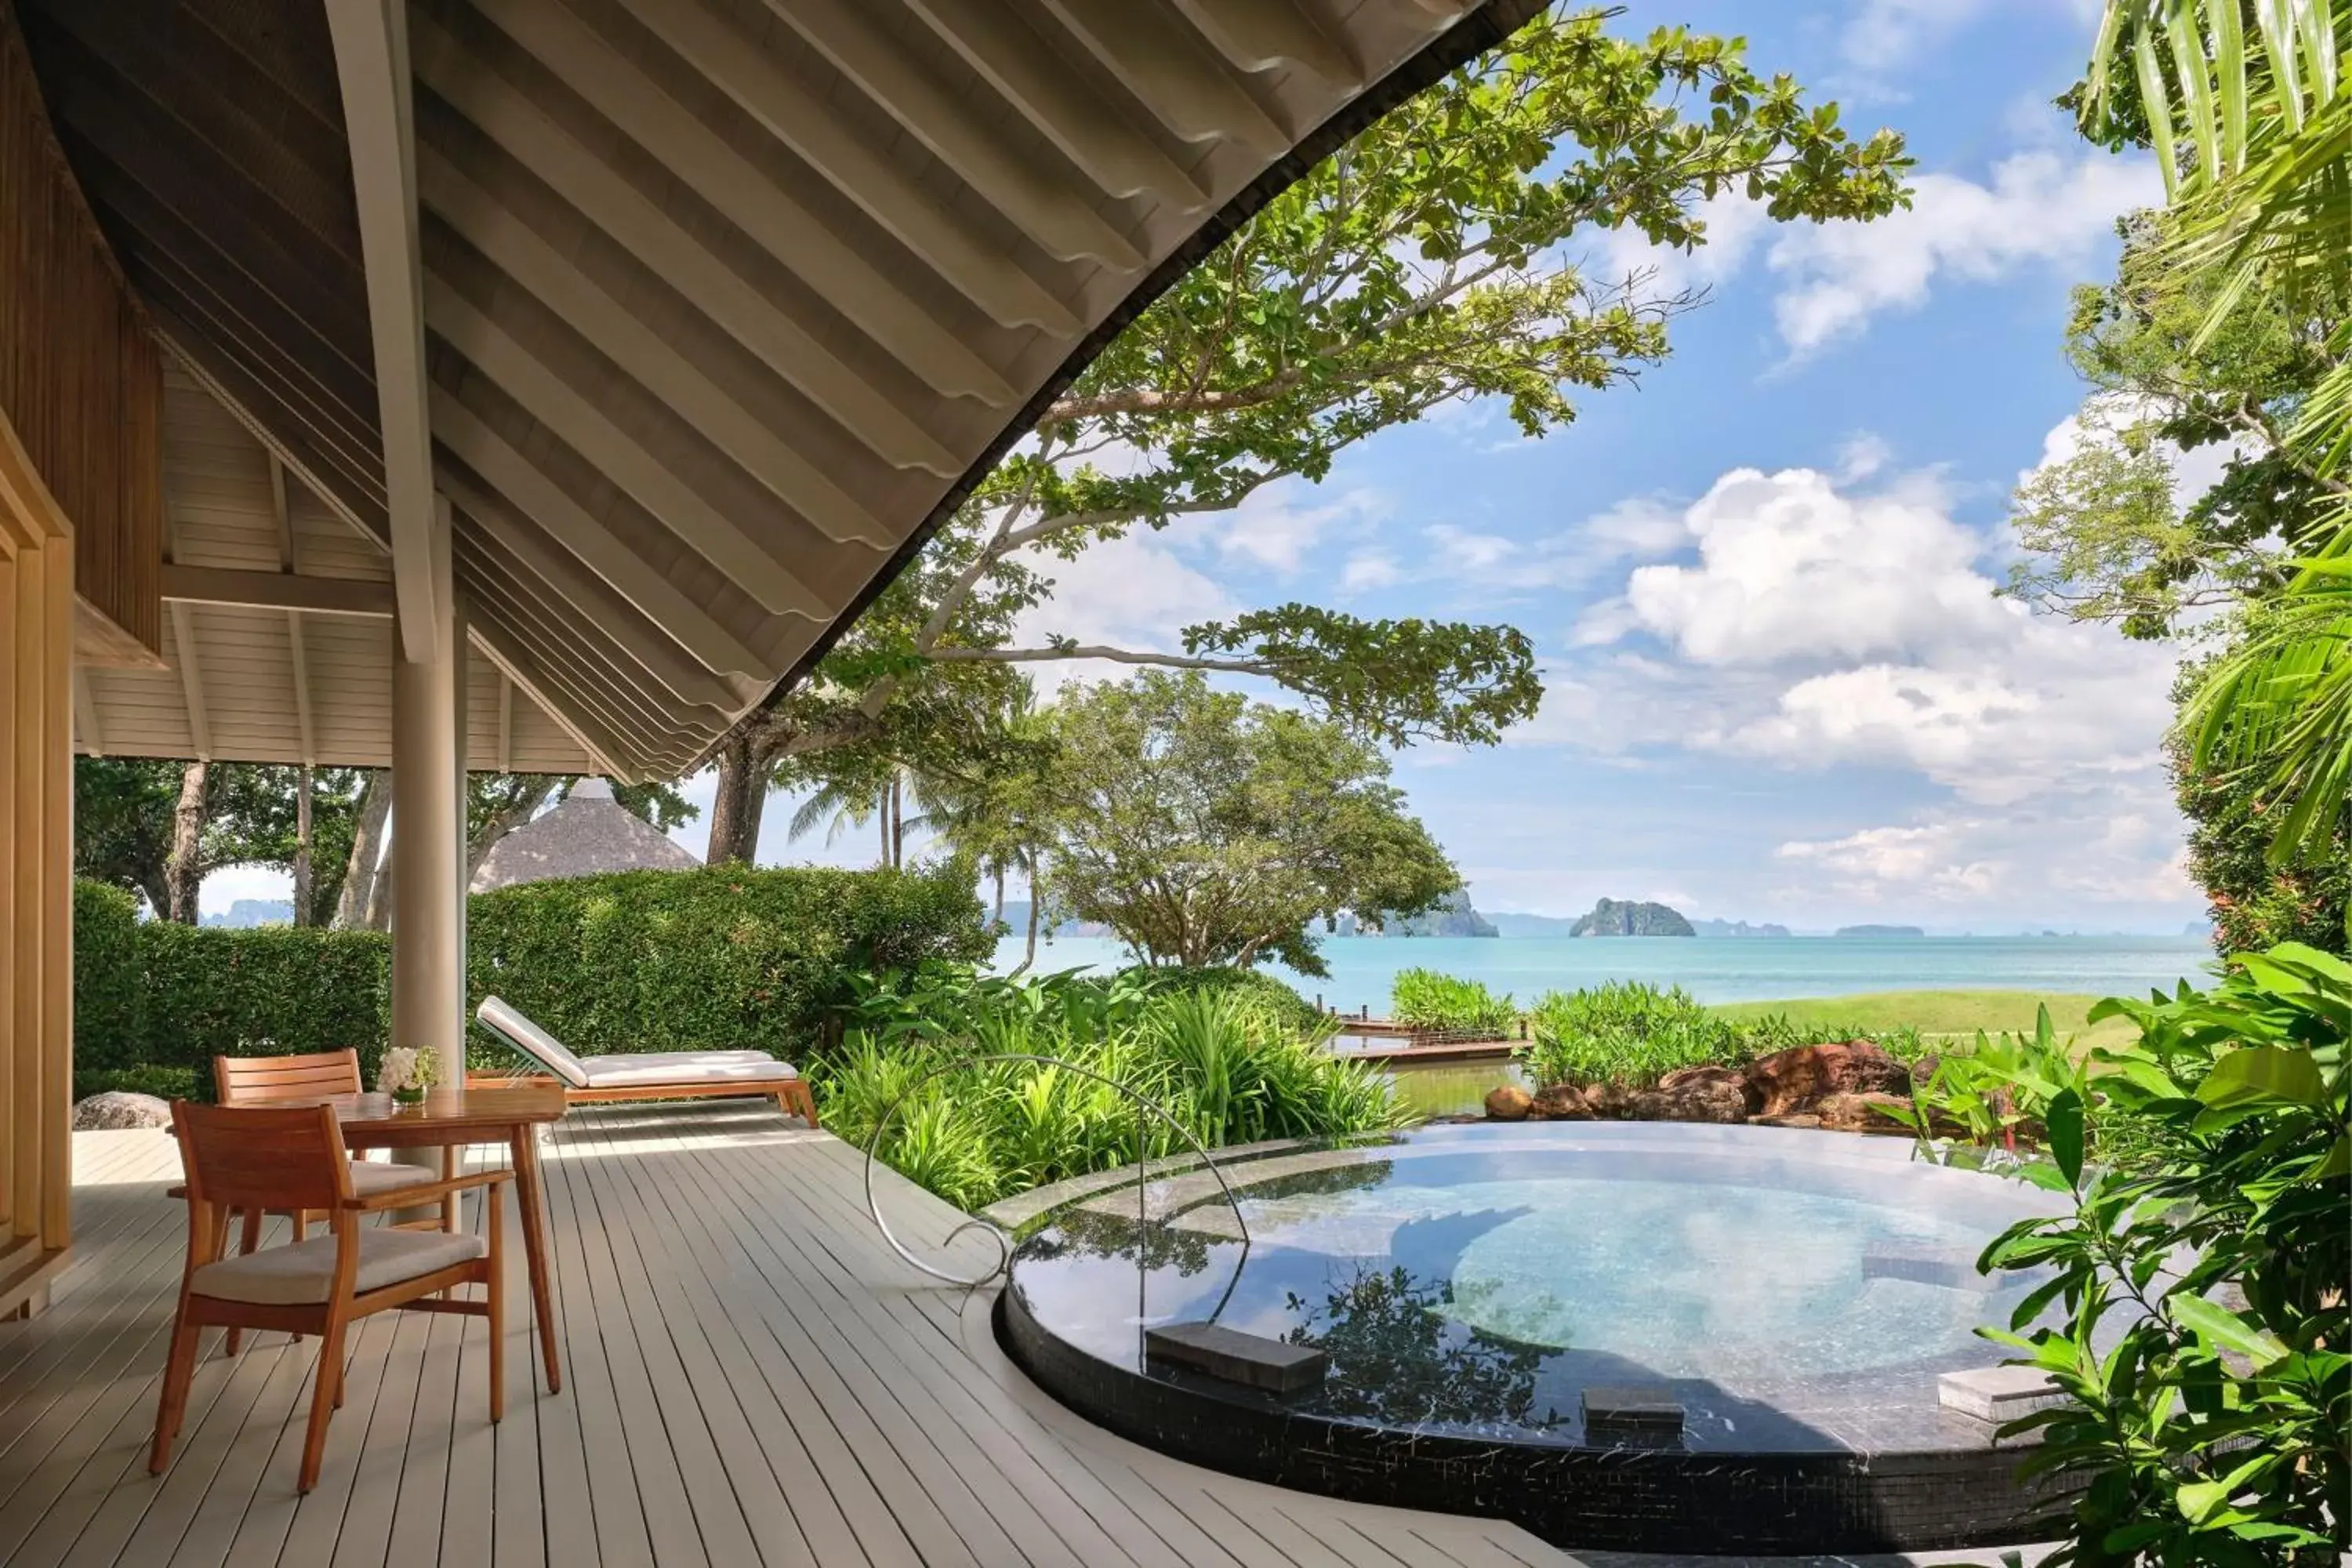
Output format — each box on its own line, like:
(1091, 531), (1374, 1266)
(72, 669), (103, 755)
(905, 0), (1211, 209)
(288, 612), (317, 766)
(1171, 0), (1363, 87)
(267, 453), (296, 572)
(325, 0), (444, 659)
(749, 0), (1146, 267)
(1040, 0), (1289, 157)
(463, 0), (1079, 340)
(169, 603), (213, 760)
(430, 397), (771, 678)
(407, 21), (989, 448)
(423, 281), (852, 608)
(418, 151), (904, 539)
(163, 563), (397, 618)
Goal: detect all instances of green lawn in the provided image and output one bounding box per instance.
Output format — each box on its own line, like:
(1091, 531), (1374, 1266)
(1708, 989), (2139, 1048)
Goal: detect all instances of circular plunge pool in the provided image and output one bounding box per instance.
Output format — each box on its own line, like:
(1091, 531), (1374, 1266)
(999, 1122), (2071, 1554)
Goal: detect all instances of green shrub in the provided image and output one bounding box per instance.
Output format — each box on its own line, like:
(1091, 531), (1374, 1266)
(1390, 967), (1517, 1034)
(140, 920), (393, 1078)
(72, 880), (142, 1068)
(466, 863), (989, 1065)
(1956, 946), (2347, 1563)
(819, 982), (1399, 1209)
(1522, 981), (1735, 1087)
(1124, 965), (1321, 1029)
(73, 1065), (204, 1103)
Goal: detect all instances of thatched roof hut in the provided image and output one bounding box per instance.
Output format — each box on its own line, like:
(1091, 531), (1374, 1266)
(470, 779), (698, 893)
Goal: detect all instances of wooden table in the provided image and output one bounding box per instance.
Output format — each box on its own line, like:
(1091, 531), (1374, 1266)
(314, 1084), (568, 1395)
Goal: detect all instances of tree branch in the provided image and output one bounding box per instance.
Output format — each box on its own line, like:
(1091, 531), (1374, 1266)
(928, 644), (1282, 676)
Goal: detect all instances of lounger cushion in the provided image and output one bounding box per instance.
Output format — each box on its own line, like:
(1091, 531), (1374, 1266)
(477, 996), (591, 1087)
(577, 1051), (798, 1089)
(191, 1228), (486, 1305)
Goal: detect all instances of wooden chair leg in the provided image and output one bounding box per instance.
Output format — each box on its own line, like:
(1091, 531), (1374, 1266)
(149, 1309), (200, 1475)
(486, 1182), (506, 1425)
(223, 1209), (264, 1357)
(298, 1319), (349, 1494)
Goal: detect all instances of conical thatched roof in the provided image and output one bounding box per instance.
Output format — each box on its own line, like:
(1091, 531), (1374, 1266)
(470, 779), (698, 893)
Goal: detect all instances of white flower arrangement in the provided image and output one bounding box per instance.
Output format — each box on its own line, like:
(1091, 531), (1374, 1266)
(377, 1047), (437, 1101)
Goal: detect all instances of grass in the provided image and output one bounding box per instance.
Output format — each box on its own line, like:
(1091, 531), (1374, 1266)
(1708, 989), (2139, 1049)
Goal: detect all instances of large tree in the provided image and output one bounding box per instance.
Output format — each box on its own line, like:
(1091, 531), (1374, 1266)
(700, 8), (1911, 862)
(1033, 671), (1459, 976)
(74, 758), (368, 924)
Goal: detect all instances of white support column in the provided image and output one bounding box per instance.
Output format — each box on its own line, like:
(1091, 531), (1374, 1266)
(389, 496), (466, 1090)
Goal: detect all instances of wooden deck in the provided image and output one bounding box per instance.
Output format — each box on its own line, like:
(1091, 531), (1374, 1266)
(0, 1104), (1588, 1568)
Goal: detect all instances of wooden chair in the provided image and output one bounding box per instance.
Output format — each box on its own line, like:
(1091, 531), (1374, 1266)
(152, 1102), (511, 1493)
(212, 1050), (445, 1354)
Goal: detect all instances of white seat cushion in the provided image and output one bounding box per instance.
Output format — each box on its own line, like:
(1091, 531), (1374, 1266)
(348, 1160), (437, 1196)
(476, 996), (591, 1087)
(579, 1051), (797, 1089)
(191, 1228), (486, 1305)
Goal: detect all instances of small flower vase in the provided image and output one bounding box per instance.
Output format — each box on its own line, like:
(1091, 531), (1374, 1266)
(391, 1085), (426, 1105)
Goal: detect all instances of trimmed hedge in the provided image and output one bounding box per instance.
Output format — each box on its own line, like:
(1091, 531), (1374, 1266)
(71, 864), (989, 1098)
(467, 864), (991, 1062)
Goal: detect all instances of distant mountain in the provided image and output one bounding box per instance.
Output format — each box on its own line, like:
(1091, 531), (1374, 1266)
(201, 898), (292, 929)
(1835, 924), (1925, 938)
(1331, 888), (1498, 938)
(1569, 898), (1695, 938)
(1486, 911), (1578, 937)
(1689, 917), (1791, 938)
(2182, 920), (2215, 939)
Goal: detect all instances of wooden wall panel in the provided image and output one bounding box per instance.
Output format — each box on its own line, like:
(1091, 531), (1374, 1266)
(0, 0), (159, 660)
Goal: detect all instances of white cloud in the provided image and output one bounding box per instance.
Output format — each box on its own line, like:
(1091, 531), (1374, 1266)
(1835, 431), (1894, 483)
(1216, 483), (1388, 575)
(1011, 528), (1234, 694)
(1340, 550), (1402, 593)
(1539, 459), (2187, 913)
(1842, 0), (2104, 72)
(1767, 151), (2158, 357)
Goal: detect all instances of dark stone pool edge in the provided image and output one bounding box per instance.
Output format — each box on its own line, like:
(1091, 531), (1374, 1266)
(996, 1287), (2071, 1555)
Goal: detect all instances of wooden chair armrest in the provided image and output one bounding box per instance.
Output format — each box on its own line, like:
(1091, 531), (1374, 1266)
(343, 1170), (513, 1213)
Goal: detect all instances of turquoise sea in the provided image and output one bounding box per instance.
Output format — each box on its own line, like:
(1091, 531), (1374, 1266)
(987, 932), (2220, 1012)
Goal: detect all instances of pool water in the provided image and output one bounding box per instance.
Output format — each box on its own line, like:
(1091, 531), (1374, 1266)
(1000, 1123), (2074, 1551)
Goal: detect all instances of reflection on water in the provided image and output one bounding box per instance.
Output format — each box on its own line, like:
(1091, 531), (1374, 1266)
(1381, 1059), (1523, 1119)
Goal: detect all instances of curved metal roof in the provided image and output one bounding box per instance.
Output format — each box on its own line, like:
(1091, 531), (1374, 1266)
(23, 0), (1541, 777)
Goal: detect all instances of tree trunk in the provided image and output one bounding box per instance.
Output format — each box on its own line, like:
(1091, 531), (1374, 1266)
(335, 771), (391, 928)
(164, 760), (209, 924)
(365, 851), (394, 932)
(888, 772), (903, 869)
(706, 736), (765, 865)
(1011, 869), (1042, 977)
(466, 778), (557, 882)
(991, 863), (1005, 925)
(292, 764), (314, 925)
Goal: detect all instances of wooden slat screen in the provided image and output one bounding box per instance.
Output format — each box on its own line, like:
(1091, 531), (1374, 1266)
(0, 0), (159, 658)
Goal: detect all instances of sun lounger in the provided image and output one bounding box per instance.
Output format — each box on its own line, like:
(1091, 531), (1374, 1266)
(474, 996), (818, 1127)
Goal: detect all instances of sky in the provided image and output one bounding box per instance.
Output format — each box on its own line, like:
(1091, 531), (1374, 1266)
(204, 1), (2205, 935)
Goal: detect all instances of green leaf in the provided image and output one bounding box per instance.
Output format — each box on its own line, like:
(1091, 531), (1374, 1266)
(2169, 1294), (2290, 1368)
(2047, 1087), (2085, 1187)
(2198, 1045), (2327, 1109)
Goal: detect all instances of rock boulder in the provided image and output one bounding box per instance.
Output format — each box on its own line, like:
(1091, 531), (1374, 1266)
(1628, 1077), (1749, 1124)
(1483, 1085), (1533, 1121)
(1816, 1091), (1915, 1135)
(1746, 1040), (1911, 1117)
(1529, 1083), (1593, 1120)
(72, 1091), (172, 1131)
(1657, 1064), (1761, 1116)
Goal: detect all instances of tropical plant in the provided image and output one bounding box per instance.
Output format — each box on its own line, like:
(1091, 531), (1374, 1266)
(1521, 981), (1736, 1087)
(1389, 968), (1518, 1035)
(699, 9), (1912, 862)
(1959, 943), (2349, 1565)
(818, 978), (1401, 1208)
(1033, 672), (1461, 978)
(2085, 2), (2352, 872)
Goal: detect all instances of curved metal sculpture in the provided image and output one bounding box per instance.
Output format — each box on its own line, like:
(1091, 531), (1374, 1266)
(862, 1052), (1252, 1290)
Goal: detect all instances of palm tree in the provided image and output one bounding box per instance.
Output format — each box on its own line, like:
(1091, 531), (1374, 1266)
(2093, 2), (2352, 868)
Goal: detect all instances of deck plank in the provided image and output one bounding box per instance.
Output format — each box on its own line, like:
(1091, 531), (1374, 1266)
(0, 1114), (1598, 1568)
